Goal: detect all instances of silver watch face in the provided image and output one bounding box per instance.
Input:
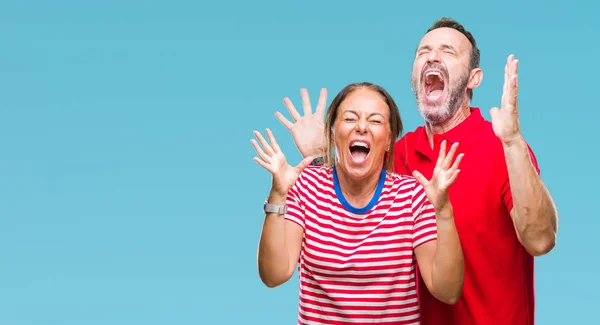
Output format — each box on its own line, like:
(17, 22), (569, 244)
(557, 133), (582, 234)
(310, 157), (324, 166)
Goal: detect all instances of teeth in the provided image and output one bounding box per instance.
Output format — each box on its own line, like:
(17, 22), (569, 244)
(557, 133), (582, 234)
(425, 71), (444, 84)
(426, 71), (442, 78)
(351, 141), (369, 149)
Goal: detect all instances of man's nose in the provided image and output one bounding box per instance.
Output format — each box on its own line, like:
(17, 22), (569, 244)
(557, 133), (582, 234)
(426, 49), (442, 64)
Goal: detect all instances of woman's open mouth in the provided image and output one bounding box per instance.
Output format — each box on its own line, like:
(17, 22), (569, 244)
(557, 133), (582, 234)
(349, 140), (370, 164)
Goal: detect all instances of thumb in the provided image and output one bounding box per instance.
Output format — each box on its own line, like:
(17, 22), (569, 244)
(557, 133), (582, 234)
(412, 170), (428, 187)
(295, 156), (314, 173)
(490, 107), (500, 121)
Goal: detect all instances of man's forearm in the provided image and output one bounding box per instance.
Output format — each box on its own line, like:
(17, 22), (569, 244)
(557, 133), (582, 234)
(431, 206), (464, 305)
(504, 136), (558, 256)
(302, 147), (327, 160)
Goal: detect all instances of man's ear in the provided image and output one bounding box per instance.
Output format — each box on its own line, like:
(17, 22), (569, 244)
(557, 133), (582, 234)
(467, 68), (483, 90)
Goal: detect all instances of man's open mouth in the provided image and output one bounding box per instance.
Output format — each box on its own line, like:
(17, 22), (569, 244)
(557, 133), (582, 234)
(423, 69), (446, 102)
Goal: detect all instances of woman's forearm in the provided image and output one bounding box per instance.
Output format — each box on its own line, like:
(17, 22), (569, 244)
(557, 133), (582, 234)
(431, 205), (464, 304)
(257, 190), (294, 288)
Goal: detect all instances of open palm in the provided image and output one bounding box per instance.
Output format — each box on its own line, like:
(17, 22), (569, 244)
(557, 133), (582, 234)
(275, 88), (328, 158)
(251, 128), (313, 196)
(413, 140), (464, 211)
(490, 54), (522, 145)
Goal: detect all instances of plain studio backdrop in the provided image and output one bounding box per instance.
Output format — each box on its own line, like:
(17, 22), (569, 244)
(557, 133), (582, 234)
(0, 0), (596, 324)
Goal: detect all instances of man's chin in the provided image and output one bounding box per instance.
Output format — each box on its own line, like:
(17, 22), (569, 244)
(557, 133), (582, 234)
(418, 105), (451, 125)
(418, 95), (444, 107)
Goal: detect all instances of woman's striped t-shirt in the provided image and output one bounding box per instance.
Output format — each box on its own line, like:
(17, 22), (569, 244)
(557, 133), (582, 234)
(284, 165), (437, 325)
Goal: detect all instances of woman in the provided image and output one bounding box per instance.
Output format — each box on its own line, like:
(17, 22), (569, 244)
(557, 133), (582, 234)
(250, 82), (464, 325)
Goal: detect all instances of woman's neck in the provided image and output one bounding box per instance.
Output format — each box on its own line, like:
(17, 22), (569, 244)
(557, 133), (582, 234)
(334, 166), (383, 209)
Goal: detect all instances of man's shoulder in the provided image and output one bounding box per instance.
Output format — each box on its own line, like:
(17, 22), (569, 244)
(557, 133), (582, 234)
(472, 115), (497, 138)
(394, 126), (424, 164)
(396, 126), (425, 147)
(392, 126), (425, 174)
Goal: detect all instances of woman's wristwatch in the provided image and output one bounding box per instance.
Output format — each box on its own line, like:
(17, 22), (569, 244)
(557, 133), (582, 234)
(264, 203), (287, 215)
(310, 156), (325, 166)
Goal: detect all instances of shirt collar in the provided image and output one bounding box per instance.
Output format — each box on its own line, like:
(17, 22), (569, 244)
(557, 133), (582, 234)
(415, 107), (484, 158)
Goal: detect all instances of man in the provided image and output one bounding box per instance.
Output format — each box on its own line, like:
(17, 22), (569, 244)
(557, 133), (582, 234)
(273, 18), (558, 325)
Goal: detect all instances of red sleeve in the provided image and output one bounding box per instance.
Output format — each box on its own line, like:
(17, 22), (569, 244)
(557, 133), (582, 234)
(501, 143), (541, 212)
(412, 181), (438, 249)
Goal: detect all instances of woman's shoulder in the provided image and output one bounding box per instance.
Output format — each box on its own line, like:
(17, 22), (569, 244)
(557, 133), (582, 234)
(302, 165), (332, 175)
(297, 165), (334, 186)
(383, 170), (422, 199)
(386, 170), (418, 186)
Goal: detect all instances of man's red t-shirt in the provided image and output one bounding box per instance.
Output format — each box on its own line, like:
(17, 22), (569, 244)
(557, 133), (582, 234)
(393, 108), (540, 325)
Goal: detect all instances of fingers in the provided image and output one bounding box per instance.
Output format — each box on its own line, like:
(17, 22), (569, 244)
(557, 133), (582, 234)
(253, 130), (275, 156)
(449, 153), (464, 173)
(442, 142), (459, 170)
(265, 128), (281, 153)
(509, 59), (519, 108)
(283, 97), (302, 122)
(295, 156), (314, 173)
(300, 88), (313, 116)
(281, 87), (326, 122)
(250, 138), (271, 162)
(251, 137), (273, 170)
(275, 111), (294, 130)
(435, 140), (447, 169)
(315, 88), (328, 118)
(503, 55), (518, 101)
(507, 54), (514, 72)
(412, 170), (429, 187)
(510, 56), (518, 76)
(503, 54), (516, 104)
(508, 75), (519, 109)
(501, 56), (518, 110)
(447, 169), (461, 186)
(253, 156), (273, 173)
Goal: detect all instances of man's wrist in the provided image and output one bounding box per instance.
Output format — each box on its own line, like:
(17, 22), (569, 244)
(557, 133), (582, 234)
(435, 202), (454, 220)
(502, 133), (526, 150)
(302, 147), (327, 159)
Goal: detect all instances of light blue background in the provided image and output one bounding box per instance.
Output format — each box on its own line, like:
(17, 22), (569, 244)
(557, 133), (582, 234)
(0, 0), (596, 324)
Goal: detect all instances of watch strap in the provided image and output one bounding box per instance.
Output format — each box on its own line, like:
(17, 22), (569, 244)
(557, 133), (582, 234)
(264, 203), (287, 215)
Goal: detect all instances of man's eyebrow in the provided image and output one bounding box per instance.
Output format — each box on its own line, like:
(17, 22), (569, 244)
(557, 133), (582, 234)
(440, 44), (458, 52)
(416, 45), (432, 53)
(416, 44), (458, 53)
